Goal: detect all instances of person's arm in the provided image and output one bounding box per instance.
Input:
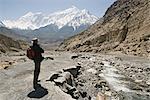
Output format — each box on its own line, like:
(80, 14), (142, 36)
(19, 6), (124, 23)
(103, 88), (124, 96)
(40, 47), (44, 53)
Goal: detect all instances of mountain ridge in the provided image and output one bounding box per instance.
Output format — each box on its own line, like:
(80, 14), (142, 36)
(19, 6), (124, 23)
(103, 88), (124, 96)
(3, 6), (98, 30)
(0, 21), (5, 27)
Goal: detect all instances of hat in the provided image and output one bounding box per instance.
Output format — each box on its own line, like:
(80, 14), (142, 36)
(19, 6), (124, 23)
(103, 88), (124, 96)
(32, 38), (38, 41)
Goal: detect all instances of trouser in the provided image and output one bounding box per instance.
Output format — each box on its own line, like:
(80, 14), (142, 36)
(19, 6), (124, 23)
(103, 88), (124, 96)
(33, 60), (41, 88)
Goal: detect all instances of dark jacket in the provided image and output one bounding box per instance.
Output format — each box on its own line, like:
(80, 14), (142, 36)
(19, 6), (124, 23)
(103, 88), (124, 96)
(30, 44), (44, 61)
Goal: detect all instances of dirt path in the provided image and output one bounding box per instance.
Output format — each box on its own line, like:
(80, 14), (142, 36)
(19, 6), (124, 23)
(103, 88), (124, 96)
(0, 51), (76, 100)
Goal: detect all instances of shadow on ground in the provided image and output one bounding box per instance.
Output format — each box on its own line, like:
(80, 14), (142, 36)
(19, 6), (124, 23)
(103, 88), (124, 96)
(27, 84), (48, 98)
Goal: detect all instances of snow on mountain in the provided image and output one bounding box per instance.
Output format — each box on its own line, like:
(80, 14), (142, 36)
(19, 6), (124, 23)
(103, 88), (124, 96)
(0, 21), (5, 27)
(3, 6), (98, 30)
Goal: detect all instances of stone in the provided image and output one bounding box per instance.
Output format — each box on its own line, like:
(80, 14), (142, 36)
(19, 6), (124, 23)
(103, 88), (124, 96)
(48, 73), (60, 81)
(63, 66), (81, 78)
(87, 68), (97, 74)
(146, 80), (150, 85)
(135, 79), (143, 83)
(44, 57), (54, 60)
(71, 55), (79, 59)
(96, 92), (106, 100)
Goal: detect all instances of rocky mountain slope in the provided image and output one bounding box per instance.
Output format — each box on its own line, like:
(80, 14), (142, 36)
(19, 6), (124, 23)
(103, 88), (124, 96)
(0, 27), (28, 41)
(60, 0), (150, 57)
(0, 27), (28, 53)
(0, 34), (22, 53)
(0, 21), (5, 27)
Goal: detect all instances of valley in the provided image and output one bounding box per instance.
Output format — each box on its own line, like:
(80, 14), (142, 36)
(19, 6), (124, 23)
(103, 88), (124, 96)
(0, 0), (150, 100)
(0, 51), (150, 100)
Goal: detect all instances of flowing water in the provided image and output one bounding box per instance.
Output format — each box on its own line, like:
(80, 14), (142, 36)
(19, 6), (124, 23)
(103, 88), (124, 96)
(99, 61), (131, 92)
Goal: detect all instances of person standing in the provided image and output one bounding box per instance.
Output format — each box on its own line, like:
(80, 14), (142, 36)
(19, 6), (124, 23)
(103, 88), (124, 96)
(30, 38), (44, 89)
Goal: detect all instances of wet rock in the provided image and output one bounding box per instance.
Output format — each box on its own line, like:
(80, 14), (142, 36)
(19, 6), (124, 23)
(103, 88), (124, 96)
(131, 85), (143, 91)
(117, 91), (150, 100)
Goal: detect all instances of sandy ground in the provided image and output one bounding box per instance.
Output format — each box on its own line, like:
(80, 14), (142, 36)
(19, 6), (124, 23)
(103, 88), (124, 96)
(0, 51), (150, 100)
(0, 51), (77, 100)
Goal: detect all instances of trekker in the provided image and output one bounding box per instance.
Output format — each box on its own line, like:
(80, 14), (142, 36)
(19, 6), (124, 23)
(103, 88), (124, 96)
(30, 38), (44, 89)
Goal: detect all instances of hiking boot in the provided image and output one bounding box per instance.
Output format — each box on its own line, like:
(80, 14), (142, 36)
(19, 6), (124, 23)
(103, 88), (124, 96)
(33, 83), (41, 89)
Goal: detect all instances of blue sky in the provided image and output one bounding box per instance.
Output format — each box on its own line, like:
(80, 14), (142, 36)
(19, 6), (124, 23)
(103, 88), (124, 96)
(0, 0), (116, 21)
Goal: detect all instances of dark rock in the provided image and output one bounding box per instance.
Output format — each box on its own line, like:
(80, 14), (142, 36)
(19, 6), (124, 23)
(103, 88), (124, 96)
(63, 66), (81, 78)
(49, 70), (80, 99)
(4, 66), (9, 69)
(44, 57), (54, 60)
(71, 55), (79, 59)
(79, 91), (87, 98)
(48, 73), (59, 81)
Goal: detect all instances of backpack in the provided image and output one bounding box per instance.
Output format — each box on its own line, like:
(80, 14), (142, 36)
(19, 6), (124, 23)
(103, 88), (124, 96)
(27, 47), (35, 60)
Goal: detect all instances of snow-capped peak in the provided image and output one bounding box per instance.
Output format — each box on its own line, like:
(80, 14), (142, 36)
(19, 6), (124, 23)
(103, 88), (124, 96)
(22, 12), (34, 18)
(3, 6), (98, 30)
(0, 21), (5, 27)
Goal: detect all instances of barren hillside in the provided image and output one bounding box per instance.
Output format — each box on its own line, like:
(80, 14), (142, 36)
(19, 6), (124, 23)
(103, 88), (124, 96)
(60, 0), (150, 57)
(0, 34), (22, 53)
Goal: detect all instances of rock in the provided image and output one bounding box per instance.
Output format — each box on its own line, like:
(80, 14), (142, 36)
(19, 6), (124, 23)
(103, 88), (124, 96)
(71, 90), (80, 99)
(146, 80), (150, 85)
(50, 71), (79, 99)
(96, 92), (106, 100)
(79, 91), (87, 98)
(53, 72), (75, 86)
(87, 68), (97, 74)
(17, 58), (26, 62)
(4, 66), (9, 69)
(131, 85), (143, 91)
(135, 79), (143, 83)
(117, 91), (150, 100)
(44, 57), (54, 60)
(144, 68), (150, 72)
(63, 66), (81, 78)
(71, 55), (79, 59)
(54, 77), (66, 84)
(95, 80), (107, 89)
(48, 73), (60, 81)
(104, 91), (111, 97)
